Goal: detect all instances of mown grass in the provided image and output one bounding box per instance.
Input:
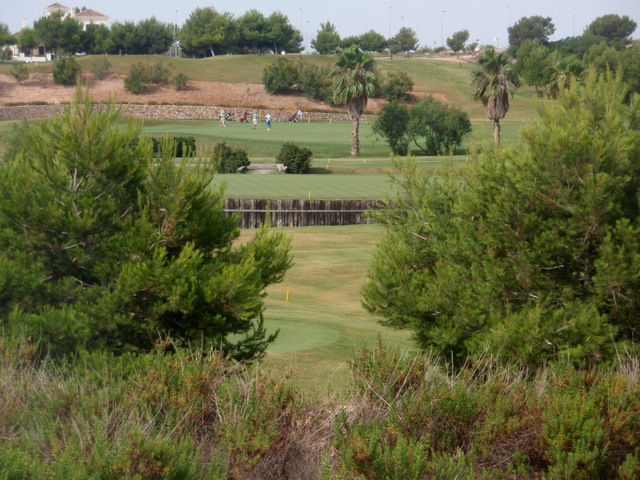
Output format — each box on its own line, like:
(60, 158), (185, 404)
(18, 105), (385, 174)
(236, 224), (415, 396)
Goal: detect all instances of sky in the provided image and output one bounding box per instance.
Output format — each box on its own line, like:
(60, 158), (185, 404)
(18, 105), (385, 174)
(3, 0), (640, 51)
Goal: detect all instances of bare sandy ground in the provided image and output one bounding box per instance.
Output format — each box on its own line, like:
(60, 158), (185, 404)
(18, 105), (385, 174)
(0, 73), (389, 111)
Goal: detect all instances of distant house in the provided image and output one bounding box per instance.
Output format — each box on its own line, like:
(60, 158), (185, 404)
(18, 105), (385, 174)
(44, 3), (72, 19)
(9, 3), (110, 62)
(72, 8), (109, 30)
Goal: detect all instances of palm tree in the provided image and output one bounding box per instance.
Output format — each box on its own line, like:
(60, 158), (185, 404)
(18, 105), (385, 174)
(470, 46), (520, 145)
(332, 45), (378, 156)
(545, 55), (584, 98)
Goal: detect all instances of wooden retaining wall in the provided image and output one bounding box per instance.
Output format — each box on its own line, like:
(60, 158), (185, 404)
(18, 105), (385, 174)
(224, 198), (381, 229)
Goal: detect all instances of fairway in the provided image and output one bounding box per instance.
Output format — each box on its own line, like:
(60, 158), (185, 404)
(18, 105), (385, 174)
(217, 173), (395, 199)
(237, 224), (415, 396)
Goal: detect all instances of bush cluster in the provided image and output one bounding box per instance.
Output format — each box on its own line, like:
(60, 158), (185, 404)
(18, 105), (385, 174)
(52, 56), (80, 86)
(276, 143), (313, 174)
(1, 338), (638, 479)
(9, 63), (29, 83)
(124, 61), (174, 94)
(261, 56), (299, 94)
(90, 56), (112, 80)
(214, 142), (250, 173)
(151, 136), (196, 157)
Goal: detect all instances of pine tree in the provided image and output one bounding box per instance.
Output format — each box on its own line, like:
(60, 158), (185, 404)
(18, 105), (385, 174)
(363, 70), (640, 368)
(0, 89), (291, 360)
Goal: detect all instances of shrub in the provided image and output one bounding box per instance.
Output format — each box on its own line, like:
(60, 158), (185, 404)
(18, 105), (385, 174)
(381, 71), (415, 103)
(371, 101), (411, 155)
(407, 95), (472, 155)
(297, 62), (333, 103)
(152, 136), (196, 157)
(214, 142), (250, 173)
(276, 143), (313, 174)
(262, 57), (298, 94)
(10, 63), (29, 83)
(0, 91), (290, 359)
(52, 56), (80, 86)
(147, 61), (172, 84)
(172, 72), (188, 90)
(363, 70), (640, 368)
(124, 62), (150, 94)
(90, 56), (111, 80)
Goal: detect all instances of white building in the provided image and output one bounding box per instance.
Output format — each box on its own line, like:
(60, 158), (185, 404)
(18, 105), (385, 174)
(9, 4), (110, 62)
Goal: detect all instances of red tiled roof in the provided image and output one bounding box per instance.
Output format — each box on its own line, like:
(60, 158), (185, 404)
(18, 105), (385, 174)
(45, 3), (69, 11)
(74, 8), (109, 19)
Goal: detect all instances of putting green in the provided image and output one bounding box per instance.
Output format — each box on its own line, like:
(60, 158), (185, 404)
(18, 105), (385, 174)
(264, 319), (341, 354)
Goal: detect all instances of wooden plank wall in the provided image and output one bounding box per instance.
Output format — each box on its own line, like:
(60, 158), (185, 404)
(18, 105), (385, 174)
(224, 198), (382, 228)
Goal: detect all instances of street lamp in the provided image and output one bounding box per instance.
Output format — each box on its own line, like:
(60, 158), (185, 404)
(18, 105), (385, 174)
(306, 20), (309, 53)
(441, 10), (445, 48)
(388, 6), (393, 40)
(573, 7), (577, 36)
(401, 16), (404, 28)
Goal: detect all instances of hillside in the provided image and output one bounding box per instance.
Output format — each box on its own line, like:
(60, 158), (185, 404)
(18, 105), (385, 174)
(0, 54), (492, 115)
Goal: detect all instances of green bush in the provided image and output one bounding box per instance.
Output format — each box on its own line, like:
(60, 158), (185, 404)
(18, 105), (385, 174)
(276, 143), (313, 174)
(261, 56), (298, 94)
(214, 142), (250, 173)
(0, 91), (290, 359)
(124, 61), (150, 93)
(152, 136), (196, 157)
(381, 71), (415, 103)
(407, 95), (472, 155)
(52, 56), (80, 86)
(147, 61), (172, 84)
(371, 101), (410, 155)
(9, 63), (29, 83)
(297, 62), (333, 103)
(90, 56), (112, 80)
(363, 70), (640, 369)
(172, 72), (189, 90)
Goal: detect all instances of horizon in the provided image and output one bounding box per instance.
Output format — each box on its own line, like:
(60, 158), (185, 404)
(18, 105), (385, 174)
(3, 0), (639, 52)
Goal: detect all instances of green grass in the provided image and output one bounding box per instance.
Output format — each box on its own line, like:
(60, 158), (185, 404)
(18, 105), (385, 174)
(237, 224), (415, 396)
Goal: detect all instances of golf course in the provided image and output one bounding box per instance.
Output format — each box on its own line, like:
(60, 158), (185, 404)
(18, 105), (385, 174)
(0, 54), (539, 396)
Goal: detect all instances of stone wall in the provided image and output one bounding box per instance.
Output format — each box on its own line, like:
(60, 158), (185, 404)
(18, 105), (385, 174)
(0, 104), (374, 123)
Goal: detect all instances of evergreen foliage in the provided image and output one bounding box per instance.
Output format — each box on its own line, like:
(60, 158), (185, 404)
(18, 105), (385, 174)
(89, 55), (112, 80)
(372, 96), (471, 156)
(446, 29), (470, 54)
(9, 63), (29, 83)
(261, 56), (298, 94)
(311, 21), (341, 54)
(407, 96), (472, 155)
(213, 142), (250, 173)
(172, 72), (189, 90)
(297, 62), (334, 103)
(371, 101), (411, 155)
(52, 56), (80, 85)
(151, 136), (196, 157)
(363, 70), (640, 368)
(0, 90), (291, 360)
(381, 71), (415, 103)
(276, 143), (314, 174)
(123, 61), (150, 93)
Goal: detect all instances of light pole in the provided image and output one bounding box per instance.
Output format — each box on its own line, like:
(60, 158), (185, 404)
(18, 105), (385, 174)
(401, 16), (404, 28)
(573, 7), (577, 36)
(441, 10), (445, 48)
(306, 20), (309, 53)
(174, 10), (178, 57)
(388, 6), (393, 40)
